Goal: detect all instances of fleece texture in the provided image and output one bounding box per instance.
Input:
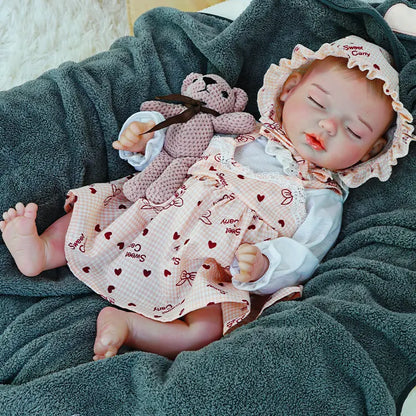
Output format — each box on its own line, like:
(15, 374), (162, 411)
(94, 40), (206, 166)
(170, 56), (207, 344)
(0, 0), (416, 414)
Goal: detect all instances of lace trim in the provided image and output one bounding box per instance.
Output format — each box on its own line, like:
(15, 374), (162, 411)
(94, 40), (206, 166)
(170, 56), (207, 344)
(265, 139), (299, 176)
(211, 135), (300, 183)
(210, 135), (306, 227)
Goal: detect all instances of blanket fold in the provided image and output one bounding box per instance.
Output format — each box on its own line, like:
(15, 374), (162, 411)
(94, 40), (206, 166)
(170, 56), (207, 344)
(0, 0), (415, 414)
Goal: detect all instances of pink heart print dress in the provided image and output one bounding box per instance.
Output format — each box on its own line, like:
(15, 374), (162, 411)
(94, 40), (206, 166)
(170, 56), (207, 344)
(64, 133), (312, 333)
(64, 35), (414, 333)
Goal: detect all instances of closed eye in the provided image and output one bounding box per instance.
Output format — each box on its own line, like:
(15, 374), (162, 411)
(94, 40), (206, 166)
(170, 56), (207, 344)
(307, 96), (325, 109)
(347, 127), (361, 139)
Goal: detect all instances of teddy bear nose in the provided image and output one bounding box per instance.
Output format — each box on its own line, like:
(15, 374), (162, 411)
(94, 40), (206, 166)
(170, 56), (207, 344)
(202, 76), (217, 86)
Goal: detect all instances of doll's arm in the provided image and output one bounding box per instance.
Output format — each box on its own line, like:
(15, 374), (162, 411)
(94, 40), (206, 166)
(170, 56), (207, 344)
(231, 189), (343, 294)
(113, 120), (155, 153)
(212, 112), (256, 135)
(140, 101), (185, 119)
(116, 111), (166, 171)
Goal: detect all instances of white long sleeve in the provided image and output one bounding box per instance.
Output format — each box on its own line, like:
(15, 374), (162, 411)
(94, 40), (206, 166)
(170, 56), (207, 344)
(231, 188), (343, 294)
(118, 111), (166, 171)
(231, 136), (344, 294)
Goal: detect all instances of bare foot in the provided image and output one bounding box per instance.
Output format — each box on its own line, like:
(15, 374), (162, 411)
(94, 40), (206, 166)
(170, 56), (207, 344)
(93, 307), (131, 361)
(93, 307), (172, 360)
(93, 304), (223, 360)
(0, 202), (46, 276)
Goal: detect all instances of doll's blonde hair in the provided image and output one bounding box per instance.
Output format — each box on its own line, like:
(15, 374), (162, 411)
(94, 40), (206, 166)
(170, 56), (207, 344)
(306, 55), (391, 102)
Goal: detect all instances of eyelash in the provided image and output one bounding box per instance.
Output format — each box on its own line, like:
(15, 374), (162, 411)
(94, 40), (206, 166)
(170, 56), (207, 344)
(308, 96), (362, 139)
(347, 127), (361, 139)
(308, 96), (325, 109)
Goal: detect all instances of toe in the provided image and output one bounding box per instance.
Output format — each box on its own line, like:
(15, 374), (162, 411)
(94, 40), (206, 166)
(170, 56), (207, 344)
(15, 202), (25, 216)
(92, 347), (118, 361)
(94, 307), (128, 359)
(0, 220), (5, 232)
(94, 335), (120, 360)
(7, 208), (17, 220)
(23, 203), (38, 220)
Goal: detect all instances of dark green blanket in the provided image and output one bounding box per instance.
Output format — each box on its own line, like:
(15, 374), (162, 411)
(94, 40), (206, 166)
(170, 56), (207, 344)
(1, 0), (416, 414)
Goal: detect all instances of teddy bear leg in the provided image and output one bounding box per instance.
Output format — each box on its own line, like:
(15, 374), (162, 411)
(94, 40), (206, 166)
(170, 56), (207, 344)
(123, 152), (173, 202)
(146, 156), (198, 204)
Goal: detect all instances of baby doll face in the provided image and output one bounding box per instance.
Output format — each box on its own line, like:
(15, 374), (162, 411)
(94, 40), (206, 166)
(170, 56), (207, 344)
(279, 59), (394, 171)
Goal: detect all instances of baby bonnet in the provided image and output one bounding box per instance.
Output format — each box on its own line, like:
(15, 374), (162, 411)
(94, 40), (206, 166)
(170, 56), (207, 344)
(258, 35), (415, 188)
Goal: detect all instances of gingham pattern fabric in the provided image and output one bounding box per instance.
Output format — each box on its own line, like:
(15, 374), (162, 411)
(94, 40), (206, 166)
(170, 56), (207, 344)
(258, 35), (415, 188)
(64, 135), (307, 334)
(123, 73), (255, 204)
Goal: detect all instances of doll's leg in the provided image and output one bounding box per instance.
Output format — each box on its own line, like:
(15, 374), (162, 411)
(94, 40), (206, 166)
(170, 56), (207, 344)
(93, 304), (223, 360)
(0, 202), (71, 276)
(123, 151), (173, 202)
(146, 156), (198, 204)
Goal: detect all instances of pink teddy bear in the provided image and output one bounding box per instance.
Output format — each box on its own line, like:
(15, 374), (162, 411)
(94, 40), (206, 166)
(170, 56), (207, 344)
(122, 73), (256, 204)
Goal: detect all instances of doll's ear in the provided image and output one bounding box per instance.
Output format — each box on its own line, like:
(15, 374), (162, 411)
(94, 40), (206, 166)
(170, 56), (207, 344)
(232, 88), (249, 112)
(279, 72), (303, 102)
(181, 73), (201, 93)
(360, 137), (387, 162)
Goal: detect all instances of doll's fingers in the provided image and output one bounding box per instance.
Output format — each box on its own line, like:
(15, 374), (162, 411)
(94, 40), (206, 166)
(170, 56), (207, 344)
(129, 120), (155, 135)
(112, 140), (131, 151)
(112, 140), (128, 151)
(128, 125), (156, 144)
(237, 260), (256, 284)
(119, 129), (140, 145)
(235, 243), (253, 259)
(234, 271), (253, 283)
(237, 243), (259, 257)
(236, 252), (256, 267)
(116, 137), (141, 152)
(236, 246), (256, 277)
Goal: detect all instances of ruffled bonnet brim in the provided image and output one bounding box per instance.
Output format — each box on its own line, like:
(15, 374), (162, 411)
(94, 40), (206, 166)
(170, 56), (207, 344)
(257, 35), (415, 188)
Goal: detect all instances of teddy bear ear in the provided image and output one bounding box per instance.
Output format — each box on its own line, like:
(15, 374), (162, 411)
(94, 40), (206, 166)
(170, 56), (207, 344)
(181, 73), (201, 93)
(232, 88), (249, 112)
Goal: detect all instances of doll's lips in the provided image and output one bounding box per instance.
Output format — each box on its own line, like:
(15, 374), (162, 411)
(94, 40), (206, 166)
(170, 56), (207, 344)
(305, 133), (326, 151)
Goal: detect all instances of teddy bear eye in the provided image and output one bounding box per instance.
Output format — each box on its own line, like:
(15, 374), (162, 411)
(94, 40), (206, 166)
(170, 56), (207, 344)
(221, 91), (229, 99)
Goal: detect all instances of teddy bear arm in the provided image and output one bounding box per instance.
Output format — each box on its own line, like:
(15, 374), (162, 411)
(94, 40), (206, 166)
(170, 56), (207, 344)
(140, 101), (185, 118)
(212, 112), (256, 135)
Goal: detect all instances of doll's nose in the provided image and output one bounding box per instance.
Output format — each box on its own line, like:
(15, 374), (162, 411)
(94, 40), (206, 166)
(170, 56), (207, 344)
(202, 76), (217, 86)
(318, 118), (338, 136)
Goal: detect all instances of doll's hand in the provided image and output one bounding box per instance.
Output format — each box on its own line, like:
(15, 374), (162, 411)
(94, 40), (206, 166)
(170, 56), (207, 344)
(233, 243), (269, 283)
(112, 120), (156, 153)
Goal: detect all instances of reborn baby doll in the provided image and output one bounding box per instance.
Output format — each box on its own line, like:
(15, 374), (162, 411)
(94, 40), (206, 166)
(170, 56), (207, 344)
(1, 36), (414, 360)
